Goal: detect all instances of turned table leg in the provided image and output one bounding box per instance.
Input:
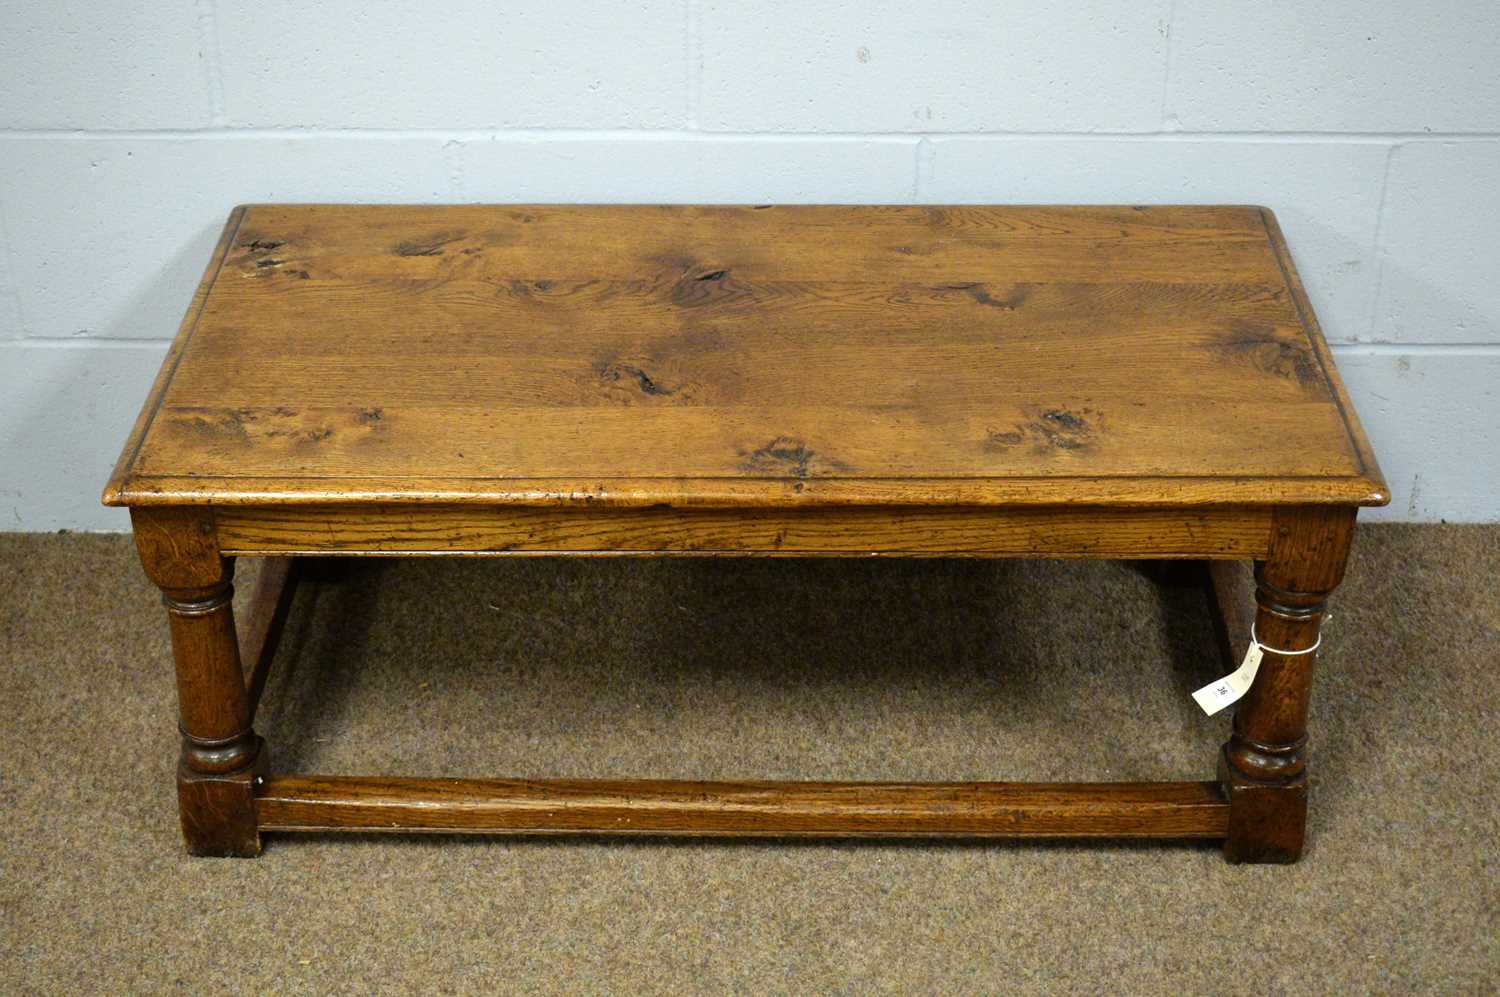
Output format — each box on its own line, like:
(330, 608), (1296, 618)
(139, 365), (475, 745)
(1220, 507), (1354, 863)
(132, 508), (265, 857)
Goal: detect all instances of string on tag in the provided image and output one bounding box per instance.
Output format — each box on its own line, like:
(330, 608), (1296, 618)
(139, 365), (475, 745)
(1191, 615), (1331, 717)
(1248, 621), (1322, 656)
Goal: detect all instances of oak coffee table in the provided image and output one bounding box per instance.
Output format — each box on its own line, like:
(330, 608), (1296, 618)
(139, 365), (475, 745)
(103, 204), (1387, 862)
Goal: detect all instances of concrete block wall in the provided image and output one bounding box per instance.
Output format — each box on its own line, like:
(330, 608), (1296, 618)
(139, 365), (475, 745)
(2, 0), (1496, 529)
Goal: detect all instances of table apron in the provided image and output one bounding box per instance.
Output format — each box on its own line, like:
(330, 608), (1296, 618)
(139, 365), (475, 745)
(212, 503), (1274, 559)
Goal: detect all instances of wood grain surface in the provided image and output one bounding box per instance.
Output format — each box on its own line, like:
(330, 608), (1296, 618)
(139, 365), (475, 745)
(254, 776), (1231, 838)
(213, 503), (1273, 558)
(103, 204), (1387, 510)
(236, 556), (297, 719)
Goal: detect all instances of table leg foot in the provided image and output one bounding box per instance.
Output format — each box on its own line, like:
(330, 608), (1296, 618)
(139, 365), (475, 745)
(178, 750), (265, 857)
(1218, 753), (1307, 863)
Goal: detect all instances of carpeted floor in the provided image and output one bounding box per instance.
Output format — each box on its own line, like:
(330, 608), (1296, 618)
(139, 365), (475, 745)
(1, 525), (1496, 994)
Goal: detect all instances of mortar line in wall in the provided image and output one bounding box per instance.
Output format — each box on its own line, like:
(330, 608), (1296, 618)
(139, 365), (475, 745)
(192, 0), (227, 126)
(685, 0), (701, 129)
(0, 199), (30, 338)
(3, 337), (171, 350)
(912, 138), (921, 200)
(1157, 0), (1178, 130)
(441, 139), (466, 199)
(913, 137), (934, 200)
(1365, 142), (1401, 342)
(1328, 343), (1500, 357)
(4, 128), (1500, 143)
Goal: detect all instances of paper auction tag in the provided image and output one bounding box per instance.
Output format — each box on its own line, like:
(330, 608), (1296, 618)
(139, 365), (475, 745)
(1192, 643), (1264, 716)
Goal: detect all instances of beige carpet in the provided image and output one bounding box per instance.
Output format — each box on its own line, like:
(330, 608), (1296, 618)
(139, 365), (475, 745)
(2, 526), (1496, 994)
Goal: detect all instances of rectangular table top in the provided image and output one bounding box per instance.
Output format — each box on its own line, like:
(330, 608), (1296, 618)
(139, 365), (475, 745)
(104, 204), (1387, 510)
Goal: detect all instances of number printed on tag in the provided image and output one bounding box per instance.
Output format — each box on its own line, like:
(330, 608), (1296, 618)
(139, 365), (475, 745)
(1191, 643), (1264, 716)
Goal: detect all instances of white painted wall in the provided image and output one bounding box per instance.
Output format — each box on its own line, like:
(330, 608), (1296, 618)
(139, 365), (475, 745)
(2, 0), (1496, 529)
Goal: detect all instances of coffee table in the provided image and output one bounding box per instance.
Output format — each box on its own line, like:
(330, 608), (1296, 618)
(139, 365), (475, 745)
(103, 204), (1387, 862)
